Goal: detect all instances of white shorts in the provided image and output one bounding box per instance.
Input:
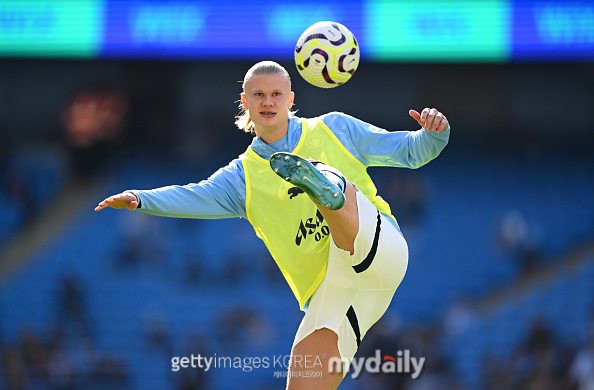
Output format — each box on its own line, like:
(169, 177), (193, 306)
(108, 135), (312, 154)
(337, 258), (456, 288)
(291, 190), (409, 371)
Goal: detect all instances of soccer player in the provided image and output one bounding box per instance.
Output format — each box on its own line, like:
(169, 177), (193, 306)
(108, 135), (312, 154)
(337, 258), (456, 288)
(95, 61), (450, 390)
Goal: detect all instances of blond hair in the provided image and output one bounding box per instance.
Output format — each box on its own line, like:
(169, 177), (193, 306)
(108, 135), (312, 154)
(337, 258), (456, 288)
(235, 61), (296, 133)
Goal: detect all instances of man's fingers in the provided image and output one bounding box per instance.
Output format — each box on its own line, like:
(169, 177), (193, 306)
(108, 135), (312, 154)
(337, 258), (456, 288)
(95, 198), (109, 211)
(410, 109), (430, 129)
(95, 199), (111, 211)
(437, 116), (449, 134)
(417, 107), (435, 131)
(409, 109), (421, 123)
(423, 109), (436, 132)
(420, 107), (430, 123)
(429, 111), (443, 132)
(425, 115), (435, 132)
(431, 108), (441, 131)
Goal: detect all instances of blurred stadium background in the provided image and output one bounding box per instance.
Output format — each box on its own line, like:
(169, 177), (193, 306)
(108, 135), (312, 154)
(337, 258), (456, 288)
(0, 1), (593, 389)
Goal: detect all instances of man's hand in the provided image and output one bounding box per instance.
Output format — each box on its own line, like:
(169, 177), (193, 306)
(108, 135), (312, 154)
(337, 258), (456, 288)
(409, 108), (449, 134)
(95, 191), (139, 211)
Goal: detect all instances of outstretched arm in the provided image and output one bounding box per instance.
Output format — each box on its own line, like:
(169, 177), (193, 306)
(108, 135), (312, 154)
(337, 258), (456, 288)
(94, 160), (247, 220)
(322, 109), (450, 169)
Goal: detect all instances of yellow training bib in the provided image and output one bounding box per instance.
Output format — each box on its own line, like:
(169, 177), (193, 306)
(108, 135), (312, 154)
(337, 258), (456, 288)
(240, 117), (397, 309)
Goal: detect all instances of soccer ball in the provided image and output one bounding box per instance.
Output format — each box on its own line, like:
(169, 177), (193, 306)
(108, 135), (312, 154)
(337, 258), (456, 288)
(294, 21), (360, 88)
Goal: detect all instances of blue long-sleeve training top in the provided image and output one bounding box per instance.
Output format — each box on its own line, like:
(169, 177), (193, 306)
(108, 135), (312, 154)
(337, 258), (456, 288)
(134, 112), (450, 231)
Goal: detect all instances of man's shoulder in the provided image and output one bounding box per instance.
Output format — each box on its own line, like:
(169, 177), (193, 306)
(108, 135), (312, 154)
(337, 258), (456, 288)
(296, 112), (349, 130)
(295, 111), (347, 121)
(320, 111), (348, 121)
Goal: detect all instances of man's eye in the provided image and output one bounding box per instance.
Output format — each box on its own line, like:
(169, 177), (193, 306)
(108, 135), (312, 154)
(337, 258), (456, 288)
(273, 92), (281, 96)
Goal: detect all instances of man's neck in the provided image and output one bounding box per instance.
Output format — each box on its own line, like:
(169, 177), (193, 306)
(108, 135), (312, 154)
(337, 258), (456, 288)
(256, 123), (289, 145)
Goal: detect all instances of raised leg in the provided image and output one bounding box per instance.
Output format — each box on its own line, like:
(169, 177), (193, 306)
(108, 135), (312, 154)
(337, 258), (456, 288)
(313, 182), (358, 255)
(269, 153), (360, 255)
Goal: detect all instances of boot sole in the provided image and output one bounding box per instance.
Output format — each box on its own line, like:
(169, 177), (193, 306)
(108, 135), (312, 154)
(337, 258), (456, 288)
(270, 152), (345, 210)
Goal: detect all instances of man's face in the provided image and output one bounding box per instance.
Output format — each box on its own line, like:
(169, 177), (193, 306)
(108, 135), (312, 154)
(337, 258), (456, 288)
(241, 73), (294, 134)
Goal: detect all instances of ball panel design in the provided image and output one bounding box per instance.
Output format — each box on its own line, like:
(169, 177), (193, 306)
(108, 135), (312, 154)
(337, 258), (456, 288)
(294, 21), (359, 88)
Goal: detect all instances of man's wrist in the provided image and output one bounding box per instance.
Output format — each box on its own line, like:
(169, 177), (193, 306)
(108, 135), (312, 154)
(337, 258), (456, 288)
(124, 190), (141, 208)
